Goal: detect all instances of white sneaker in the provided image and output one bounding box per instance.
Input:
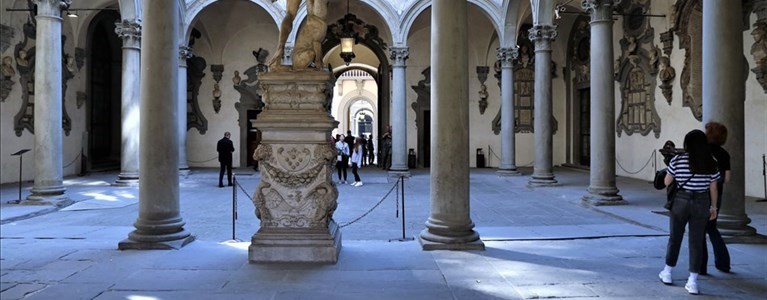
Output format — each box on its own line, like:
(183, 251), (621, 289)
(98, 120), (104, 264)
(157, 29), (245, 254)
(355, 182), (363, 187)
(350, 182), (356, 186)
(685, 282), (699, 294)
(659, 271), (672, 285)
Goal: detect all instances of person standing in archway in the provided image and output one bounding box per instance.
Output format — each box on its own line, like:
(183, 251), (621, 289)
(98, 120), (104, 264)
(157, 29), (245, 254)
(367, 134), (375, 166)
(217, 132), (235, 187)
(380, 125), (392, 170)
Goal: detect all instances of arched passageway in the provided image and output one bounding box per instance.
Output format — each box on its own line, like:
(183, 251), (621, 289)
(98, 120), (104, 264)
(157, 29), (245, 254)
(86, 10), (122, 171)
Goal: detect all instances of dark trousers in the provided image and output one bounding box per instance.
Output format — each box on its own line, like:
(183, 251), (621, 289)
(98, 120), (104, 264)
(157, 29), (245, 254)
(351, 163), (361, 182)
(665, 190), (710, 274)
(701, 181), (730, 273)
(368, 152), (375, 165)
(219, 162), (232, 186)
(336, 162), (347, 181)
(381, 147), (391, 170)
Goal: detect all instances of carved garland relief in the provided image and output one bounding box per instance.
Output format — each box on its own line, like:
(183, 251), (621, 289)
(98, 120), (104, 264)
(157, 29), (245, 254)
(252, 144), (338, 228)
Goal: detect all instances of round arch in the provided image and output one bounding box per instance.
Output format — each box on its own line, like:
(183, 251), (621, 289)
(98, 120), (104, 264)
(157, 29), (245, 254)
(336, 89), (378, 133)
(183, 0), (282, 46)
(396, 0), (503, 46)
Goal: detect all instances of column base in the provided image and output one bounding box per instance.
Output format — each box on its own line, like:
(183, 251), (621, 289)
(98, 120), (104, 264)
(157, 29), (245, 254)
(113, 173), (139, 186)
(418, 228), (485, 251)
(717, 214), (757, 236)
(118, 232), (195, 250)
(179, 168), (191, 176)
(528, 175), (558, 186)
(249, 221), (342, 264)
(25, 187), (70, 206)
(582, 186), (626, 206)
(388, 170), (411, 182)
(497, 168), (522, 176)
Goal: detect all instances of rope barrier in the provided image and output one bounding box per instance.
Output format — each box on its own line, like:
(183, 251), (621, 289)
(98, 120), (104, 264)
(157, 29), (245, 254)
(63, 152), (81, 168)
(615, 149), (655, 175)
(230, 175), (403, 229)
(187, 156), (219, 163)
(339, 178), (400, 228)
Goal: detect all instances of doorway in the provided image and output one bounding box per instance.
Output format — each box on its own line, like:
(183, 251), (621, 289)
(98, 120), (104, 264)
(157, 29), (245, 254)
(87, 11), (122, 170)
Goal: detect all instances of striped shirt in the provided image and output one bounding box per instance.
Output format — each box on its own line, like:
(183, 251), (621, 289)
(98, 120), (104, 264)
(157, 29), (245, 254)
(667, 153), (720, 191)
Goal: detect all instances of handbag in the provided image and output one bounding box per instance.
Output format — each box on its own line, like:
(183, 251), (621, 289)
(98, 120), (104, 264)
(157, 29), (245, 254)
(665, 175), (694, 210)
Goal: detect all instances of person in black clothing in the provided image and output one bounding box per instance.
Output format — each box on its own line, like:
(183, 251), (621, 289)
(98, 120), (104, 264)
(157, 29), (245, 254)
(701, 122), (731, 274)
(367, 134), (375, 166)
(345, 130), (355, 147)
(217, 132), (235, 187)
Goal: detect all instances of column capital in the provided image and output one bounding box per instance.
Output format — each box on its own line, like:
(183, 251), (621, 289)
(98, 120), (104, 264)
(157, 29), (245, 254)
(34, 0), (70, 17)
(115, 19), (141, 49)
(582, 0), (620, 22)
(529, 24), (558, 42)
(496, 47), (518, 68)
(179, 45), (193, 59)
(529, 24), (558, 51)
(390, 47), (409, 66)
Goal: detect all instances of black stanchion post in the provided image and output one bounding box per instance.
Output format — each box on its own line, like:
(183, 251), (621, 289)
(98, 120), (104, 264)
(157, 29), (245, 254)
(232, 175), (237, 240)
(9, 149), (31, 204)
(390, 176), (414, 242)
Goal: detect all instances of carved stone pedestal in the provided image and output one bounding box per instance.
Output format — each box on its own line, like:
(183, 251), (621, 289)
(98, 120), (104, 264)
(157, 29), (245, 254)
(248, 71), (341, 264)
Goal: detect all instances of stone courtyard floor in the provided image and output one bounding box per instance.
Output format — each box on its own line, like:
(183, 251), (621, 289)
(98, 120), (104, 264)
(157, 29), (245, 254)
(1, 167), (765, 299)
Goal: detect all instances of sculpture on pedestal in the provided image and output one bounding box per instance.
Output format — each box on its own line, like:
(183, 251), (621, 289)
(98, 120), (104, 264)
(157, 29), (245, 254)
(249, 0), (339, 264)
(269, 0), (328, 71)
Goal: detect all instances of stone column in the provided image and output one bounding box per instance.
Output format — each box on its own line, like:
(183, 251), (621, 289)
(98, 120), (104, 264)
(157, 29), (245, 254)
(527, 25), (558, 186)
(25, 0), (70, 205)
(702, 0), (756, 236)
(178, 46), (192, 174)
(113, 19), (141, 186)
(497, 47), (521, 176)
(249, 71), (341, 263)
(119, 0), (194, 250)
(389, 47), (409, 176)
(419, 0), (483, 251)
(581, 0), (625, 205)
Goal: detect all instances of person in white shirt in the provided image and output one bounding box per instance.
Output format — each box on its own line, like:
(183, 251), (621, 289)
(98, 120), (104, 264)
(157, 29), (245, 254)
(335, 134), (349, 184)
(350, 137), (364, 186)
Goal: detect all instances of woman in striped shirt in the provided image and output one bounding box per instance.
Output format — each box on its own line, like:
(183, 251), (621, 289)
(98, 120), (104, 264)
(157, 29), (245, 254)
(658, 129), (720, 295)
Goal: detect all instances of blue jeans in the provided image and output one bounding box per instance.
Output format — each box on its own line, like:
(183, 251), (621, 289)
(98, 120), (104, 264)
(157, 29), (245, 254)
(665, 190), (710, 274)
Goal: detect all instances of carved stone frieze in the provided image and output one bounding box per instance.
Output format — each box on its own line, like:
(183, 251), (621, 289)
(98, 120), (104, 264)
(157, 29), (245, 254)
(210, 64), (223, 113)
(186, 55), (208, 134)
(658, 56), (676, 104)
(615, 0), (661, 138)
(1, 25), (15, 54)
(660, 31), (674, 56)
(253, 143), (337, 228)
(750, 21), (767, 92)
(12, 5), (73, 136)
(476, 66), (489, 114)
(258, 78), (328, 111)
(670, 0), (704, 120)
(76, 91), (86, 109)
(1, 56), (15, 101)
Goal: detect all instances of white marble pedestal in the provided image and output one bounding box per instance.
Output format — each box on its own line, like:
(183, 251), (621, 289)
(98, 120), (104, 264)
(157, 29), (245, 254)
(248, 71), (341, 264)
